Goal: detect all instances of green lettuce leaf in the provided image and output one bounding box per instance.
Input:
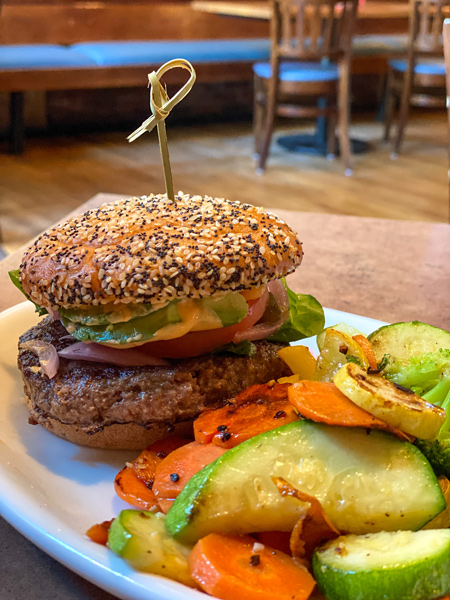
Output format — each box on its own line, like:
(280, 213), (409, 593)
(203, 292), (248, 327)
(8, 269), (48, 316)
(59, 291), (249, 328)
(268, 280), (324, 343)
(58, 302), (159, 326)
(61, 302), (182, 344)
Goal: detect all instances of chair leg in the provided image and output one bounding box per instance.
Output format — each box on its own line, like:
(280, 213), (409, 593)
(375, 73), (387, 123)
(9, 92), (25, 155)
(392, 67), (413, 157)
(337, 61), (352, 174)
(253, 75), (266, 158)
(257, 79), (277, 173)
(326, 111), (337, 158)
(383, 68), (395, 142)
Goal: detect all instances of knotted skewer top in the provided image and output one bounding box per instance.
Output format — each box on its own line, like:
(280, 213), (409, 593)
(127, 59), (197, 201)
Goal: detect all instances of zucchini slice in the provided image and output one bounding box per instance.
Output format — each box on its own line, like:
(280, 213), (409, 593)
(368, 321), (450, 365)
(313, 529), (450, 600)
(165, 420), (444, 544)
(108, 510), (194, 586)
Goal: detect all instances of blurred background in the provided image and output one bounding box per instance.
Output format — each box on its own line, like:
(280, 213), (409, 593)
(0, 0), (448, 255)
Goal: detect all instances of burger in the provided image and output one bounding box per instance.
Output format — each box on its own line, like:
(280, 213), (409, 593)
(12, 192), (323, 449)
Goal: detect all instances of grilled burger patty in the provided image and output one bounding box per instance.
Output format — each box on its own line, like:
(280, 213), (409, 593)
(18, 317), (291, 449)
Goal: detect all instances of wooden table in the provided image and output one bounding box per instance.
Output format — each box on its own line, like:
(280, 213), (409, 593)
(191, 1), (411, 21)
(2, 193), (450, 327)
(1, 193), (450, 600)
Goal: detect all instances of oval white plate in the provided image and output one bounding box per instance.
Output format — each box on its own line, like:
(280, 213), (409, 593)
(0, 302), (385, 600)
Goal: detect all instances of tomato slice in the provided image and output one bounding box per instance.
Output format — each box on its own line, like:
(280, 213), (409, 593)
(140, 290), (269, 359)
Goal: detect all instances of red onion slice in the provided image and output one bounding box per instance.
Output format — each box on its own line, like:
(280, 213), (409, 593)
(233, 279), (289, 343)
(58, 342), (169, 367)
(232, 314), (288, 343)
(267, 279), (289, 313)
(21, 340), (59, 379)
(48, 309), (62, 320)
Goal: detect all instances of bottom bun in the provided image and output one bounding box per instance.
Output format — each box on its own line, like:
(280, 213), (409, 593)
(25, 397), (194, 450)
(19, 317), (292, 450)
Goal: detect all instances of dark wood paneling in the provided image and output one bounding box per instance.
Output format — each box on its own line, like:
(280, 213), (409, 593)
(2, 0), (192, 4)
(46, 79), (253, 129)
(0, 62), (256, 92)
(0, 3), (269, 44)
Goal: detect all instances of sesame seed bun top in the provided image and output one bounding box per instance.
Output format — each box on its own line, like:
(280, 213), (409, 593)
(20, 192), (303, 310)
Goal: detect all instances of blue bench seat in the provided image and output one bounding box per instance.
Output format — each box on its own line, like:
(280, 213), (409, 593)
(0, 35), (407, 73)
(71, 39), (272, 67)
(0, 39), (271, 71)
(0, 45), (97, 69)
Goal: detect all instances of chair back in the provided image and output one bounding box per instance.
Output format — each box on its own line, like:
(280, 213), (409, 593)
(270, 0), (358, 63)
(444, 18), (450, 219)
(409, 0), (450, 57)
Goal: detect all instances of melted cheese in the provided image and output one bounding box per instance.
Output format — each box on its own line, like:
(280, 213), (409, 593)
(240, 285), (267, 301)
(100, 299), (224, 348)
(150, 299), (223, 341)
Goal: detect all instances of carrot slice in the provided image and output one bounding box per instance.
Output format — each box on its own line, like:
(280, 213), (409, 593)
(86, 519), (114, 546)
(130, 436), (189, 486)
(273, 477), (340, 560)
(114, 436), (190, 510)
(352, 334), (378, 370)
(114, 466), (159, 510)
(188, 533), (316, 600)
(153, 441), (226, 512)
(194, 382), (298, 449)
(288, 380), (414, 441)
(156, 498), (176, 514)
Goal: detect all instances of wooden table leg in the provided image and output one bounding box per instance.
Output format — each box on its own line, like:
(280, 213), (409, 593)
(9, 92), (25, 155)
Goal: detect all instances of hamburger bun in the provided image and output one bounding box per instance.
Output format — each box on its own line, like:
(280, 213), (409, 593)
(16, 192), (310, 450)
(20, 192), (303, 311)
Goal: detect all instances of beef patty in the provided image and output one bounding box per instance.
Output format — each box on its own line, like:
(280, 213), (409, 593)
(18, 317), (292, 449)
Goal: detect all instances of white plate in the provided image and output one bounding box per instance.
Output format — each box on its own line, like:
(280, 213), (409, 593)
(0, 301), (385, 600)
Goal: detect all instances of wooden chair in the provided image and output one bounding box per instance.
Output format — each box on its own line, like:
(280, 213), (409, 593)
(444, 18), (450, 218)
(384, 0), (449, 157)
(253, 0), (358, 174)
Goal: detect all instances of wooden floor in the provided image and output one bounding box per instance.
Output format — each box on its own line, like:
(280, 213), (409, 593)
(1, 110), (448, 254)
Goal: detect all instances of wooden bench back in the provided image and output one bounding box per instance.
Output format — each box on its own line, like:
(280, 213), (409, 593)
(0, 0), (269, 45)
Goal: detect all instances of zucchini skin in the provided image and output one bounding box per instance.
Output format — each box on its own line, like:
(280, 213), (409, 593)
(313, 536), (450, 600)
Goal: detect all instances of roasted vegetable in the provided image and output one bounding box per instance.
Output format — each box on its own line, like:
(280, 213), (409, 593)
(314, 328), (369, 382)
(313, 529), (450, 600)
(165, 420), (445, 543)
(422, 477), (450, 530)
(333, 362), (446, 440)
(382, 349), (450, 401)
(108, 510), (194, 586)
